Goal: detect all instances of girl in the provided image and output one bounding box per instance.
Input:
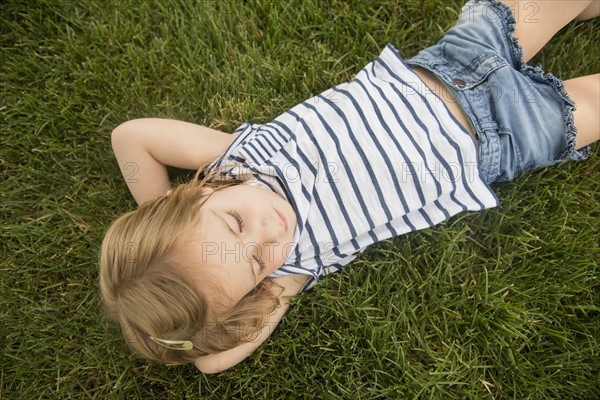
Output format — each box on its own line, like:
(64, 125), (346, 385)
(100, 0), (599, 374)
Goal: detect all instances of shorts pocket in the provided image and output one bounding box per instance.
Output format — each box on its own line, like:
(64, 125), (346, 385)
(440, 43), (508, 90)
(496, 128), (523, 182)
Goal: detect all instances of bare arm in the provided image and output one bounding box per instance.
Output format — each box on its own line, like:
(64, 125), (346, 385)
(111, 118), (235, 205)
(194, 274), (311, 374)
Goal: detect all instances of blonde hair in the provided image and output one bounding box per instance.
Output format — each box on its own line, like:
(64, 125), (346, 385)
(99, 169), (282, 365)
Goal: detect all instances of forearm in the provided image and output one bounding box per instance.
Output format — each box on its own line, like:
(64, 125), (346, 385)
(194, 274), (310, 374)
(110, 118), (234, 205)
(117, 118), (234, 170)
(194, 319), (280, 374)
(111, 126), (171, 205)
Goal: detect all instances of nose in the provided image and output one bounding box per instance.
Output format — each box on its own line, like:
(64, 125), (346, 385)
(259, 215), (281, 243)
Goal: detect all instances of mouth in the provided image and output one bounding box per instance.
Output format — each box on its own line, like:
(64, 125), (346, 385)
(274, 208), (288, 233)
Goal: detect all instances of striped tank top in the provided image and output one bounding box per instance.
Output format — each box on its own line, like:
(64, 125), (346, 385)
(208, 43), (498, 290)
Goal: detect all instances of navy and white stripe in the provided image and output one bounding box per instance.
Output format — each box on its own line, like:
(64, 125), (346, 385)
(208, 44), (498, 291)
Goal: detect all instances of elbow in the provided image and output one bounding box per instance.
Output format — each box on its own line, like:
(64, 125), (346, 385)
(111, 123), (127, 152)
(194, 350), (251, 374)
(193, 340), (257, 374)
(110, 120), (138, 149)
(195, 365), (222, 375)
(111, 118), (157, 154)
(194, 358), (230, 374)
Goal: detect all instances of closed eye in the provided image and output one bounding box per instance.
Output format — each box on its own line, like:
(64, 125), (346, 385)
(227, 209), (244, 232)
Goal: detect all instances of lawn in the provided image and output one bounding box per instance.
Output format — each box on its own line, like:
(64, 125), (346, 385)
(1, 0), (599, 399)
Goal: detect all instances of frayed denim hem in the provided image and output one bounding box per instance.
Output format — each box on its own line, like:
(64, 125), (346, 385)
(469, 0), (591, 162)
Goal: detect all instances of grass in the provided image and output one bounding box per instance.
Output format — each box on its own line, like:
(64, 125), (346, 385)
(1, 0), (598, 398)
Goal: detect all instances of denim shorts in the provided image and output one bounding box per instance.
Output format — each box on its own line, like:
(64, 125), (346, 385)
(407, 0), (590, 183)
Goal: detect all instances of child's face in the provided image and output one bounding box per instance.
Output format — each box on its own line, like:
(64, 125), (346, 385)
(190, 184), (297, 305)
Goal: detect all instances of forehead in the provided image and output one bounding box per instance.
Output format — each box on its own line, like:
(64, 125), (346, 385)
(194, 203), (236, 247)
(190, 211), (256, 303)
